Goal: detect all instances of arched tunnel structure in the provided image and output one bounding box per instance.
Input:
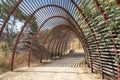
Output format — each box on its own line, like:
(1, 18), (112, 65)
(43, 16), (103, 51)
(0, 0), (120, 80)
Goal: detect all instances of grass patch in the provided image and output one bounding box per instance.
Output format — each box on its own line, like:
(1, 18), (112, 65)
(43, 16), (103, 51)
(0, 54), (10, 74)
(0, 64), (10, 74)
(0, 52), (40, 74)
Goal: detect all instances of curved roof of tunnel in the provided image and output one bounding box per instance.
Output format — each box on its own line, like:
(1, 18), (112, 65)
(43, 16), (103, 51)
(0, 0), (120, 79)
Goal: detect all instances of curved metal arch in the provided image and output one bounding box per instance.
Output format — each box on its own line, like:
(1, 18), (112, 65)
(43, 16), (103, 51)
(41, 24), (82, 63)
(32, 16), (86, 64)
(11, 4), (87, 71)
(19, 4), (86, 53)
(43, 26), (70, 57)
(41, 16), (71, 46)
(27, 15), (80, 66)
(0, 0), (23, 36)
(28, 22), (78, 66)
(55, 31), (72, 57)
(71, 0), (99, 51)
(58, 32), (76, 56)
(94, 0), (109, 24)
(40, 27), (69, 62)
(46, 27), (69, 58)
(48, 28), (72, 58)
(10, 5), (76, 70)
(27, 16), (72, 65)
(52, 29), (72, 57)
(63, 34), (74, 56)
(38, 16), (84, 50)
(57, 33), (69, 56)
(57, 33), (73, 56)
(59, 33), (72, 56)
(47, 24), (81, 53)
(41, 27), (71, 61)
(63, 36), (71, 55)
(71, 0), (103, 73)
(43, 28), (71, 60)
(47, 29), (60, 59)
(0, 0), (90, 56)
(42, 27), (65, 61)
(40, 16), (81, 53)
(50, 29), (68, 58)
(1, 1), (119, 79)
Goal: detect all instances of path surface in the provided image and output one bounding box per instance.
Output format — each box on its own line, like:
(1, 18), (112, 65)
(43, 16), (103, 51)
(0, 53), (102, 80)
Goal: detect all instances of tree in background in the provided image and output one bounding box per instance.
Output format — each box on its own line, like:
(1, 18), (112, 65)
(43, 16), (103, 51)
(0, 0), (38, 53)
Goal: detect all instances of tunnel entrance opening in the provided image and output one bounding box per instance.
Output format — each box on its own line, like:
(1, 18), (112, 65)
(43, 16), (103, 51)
(0, 0), (120, 80)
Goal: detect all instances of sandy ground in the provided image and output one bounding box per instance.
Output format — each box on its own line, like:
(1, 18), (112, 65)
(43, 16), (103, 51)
(0, 53), (103, 80)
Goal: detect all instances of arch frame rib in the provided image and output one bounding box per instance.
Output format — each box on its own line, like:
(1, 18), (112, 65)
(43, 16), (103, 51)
(52, 29), (72, 58)
(28, 16), (74, 66)
(46, 27), (63, 59)
(47, 29), (60, 59)
(27, 15), (82, 66)
(10, 4), (87, 71)
(55, 31), (72, 57)
(41, 24), (83, 63)
(50, 29), (67, 58)
(0, 0), (23, 36)
(10, 4), (82, 71)
(42, 28), (71, 61)
(1, 2), (119, 79)
(94, 0), (109, 24)
(61, 34), (72, 56)
(71, 0), (99, 74)
(48, 29), (72, 58)
(42, 27), (64, 60)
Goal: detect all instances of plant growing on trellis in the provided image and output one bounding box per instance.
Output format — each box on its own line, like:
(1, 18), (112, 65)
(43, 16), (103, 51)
(115, 56), (120, 64)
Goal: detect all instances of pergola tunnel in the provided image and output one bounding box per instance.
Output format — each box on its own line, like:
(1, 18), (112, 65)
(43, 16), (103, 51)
(0, 0), (120, 80)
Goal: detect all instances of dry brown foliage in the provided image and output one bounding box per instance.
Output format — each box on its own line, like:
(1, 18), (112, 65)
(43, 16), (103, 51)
(0, 52), (39, 74)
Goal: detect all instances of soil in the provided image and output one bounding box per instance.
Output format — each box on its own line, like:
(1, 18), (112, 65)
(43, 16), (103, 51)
(0, 52), (105, 80)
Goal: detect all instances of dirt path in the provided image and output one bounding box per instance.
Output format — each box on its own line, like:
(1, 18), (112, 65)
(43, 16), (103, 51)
(0, 53), (102, 80)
